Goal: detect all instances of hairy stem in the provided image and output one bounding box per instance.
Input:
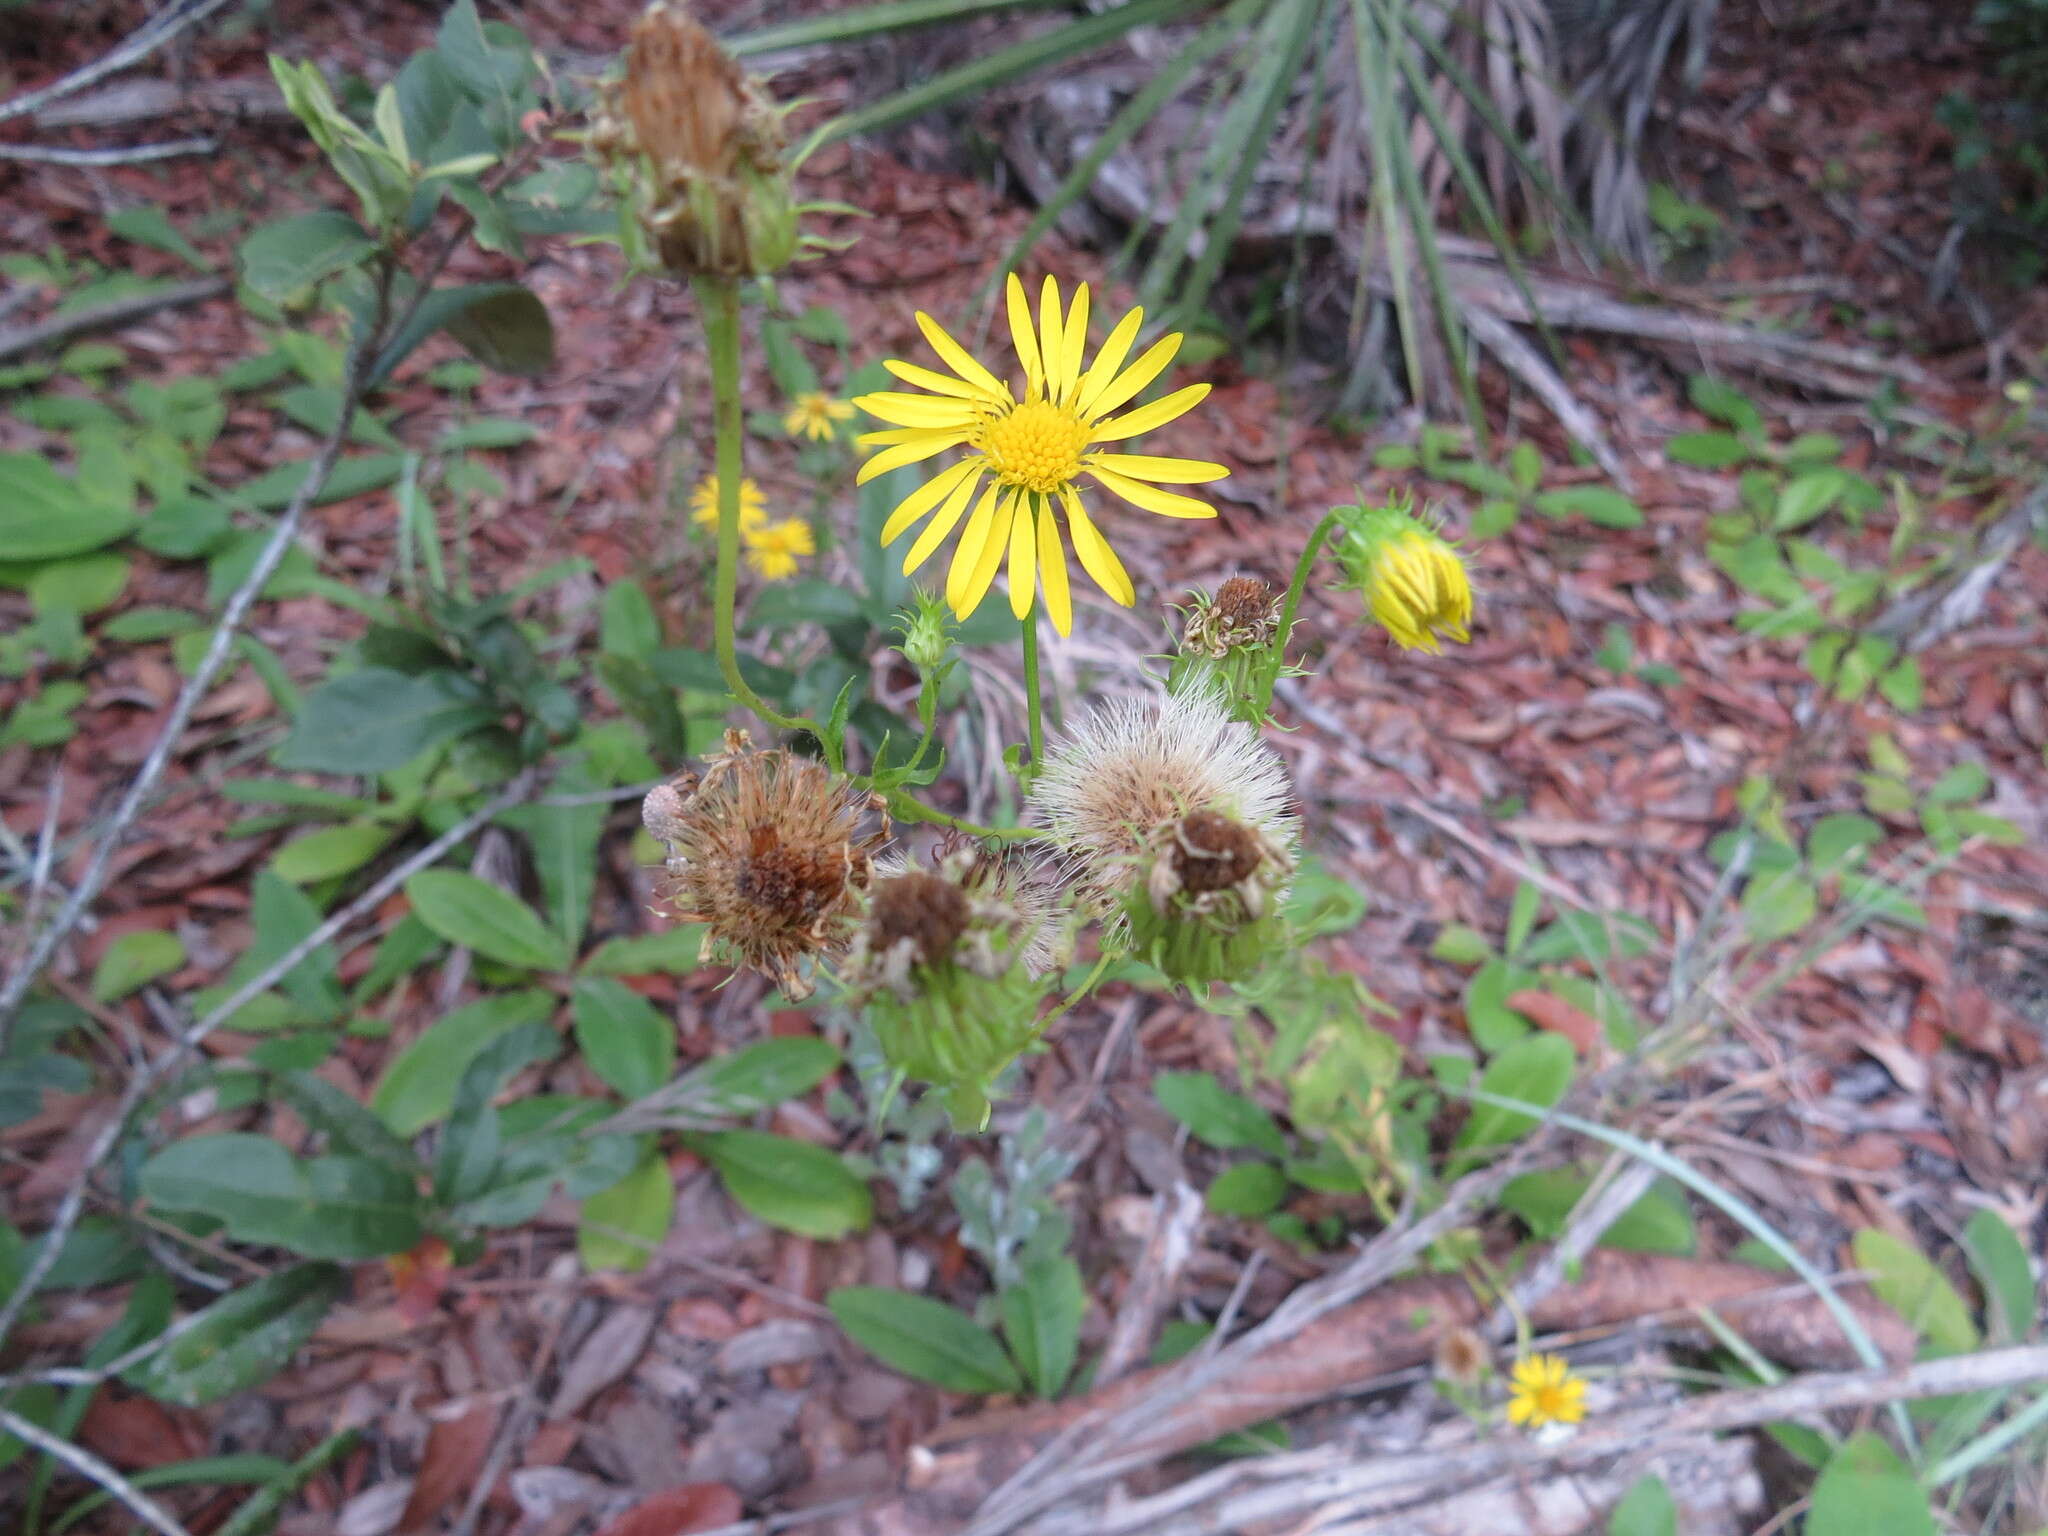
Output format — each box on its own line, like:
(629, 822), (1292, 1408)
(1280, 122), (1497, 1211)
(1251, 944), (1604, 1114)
(1019, 610), (1044, 786)
(1258, 505), (1345, 712)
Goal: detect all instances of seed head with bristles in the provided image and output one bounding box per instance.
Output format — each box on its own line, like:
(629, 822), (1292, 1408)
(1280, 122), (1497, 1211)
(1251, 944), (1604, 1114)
(641, 730), (889, 999)
(1028, 685), (1297, 927)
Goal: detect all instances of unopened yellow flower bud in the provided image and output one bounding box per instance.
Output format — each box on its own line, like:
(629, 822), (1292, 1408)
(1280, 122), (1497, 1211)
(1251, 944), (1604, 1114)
(1330, 496), (1473, 653)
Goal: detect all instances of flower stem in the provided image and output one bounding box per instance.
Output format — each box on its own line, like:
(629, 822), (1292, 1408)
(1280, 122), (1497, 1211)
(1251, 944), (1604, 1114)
(884, 790), (1036, 843)
(1019, 609), (1044, 786)
(1258, 506), (1345, 712)
(697, 274), (815, 740)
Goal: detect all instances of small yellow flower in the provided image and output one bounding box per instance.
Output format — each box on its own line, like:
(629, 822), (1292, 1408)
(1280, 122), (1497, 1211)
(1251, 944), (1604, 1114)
(1505, 1352), (1587, 1429)
(853, 273), (1228, 637)
(1331, 499), (1473, 653)
(744, 517), (814, 580)
(690, 475), (768, 531)
(785, 392), (856, 442)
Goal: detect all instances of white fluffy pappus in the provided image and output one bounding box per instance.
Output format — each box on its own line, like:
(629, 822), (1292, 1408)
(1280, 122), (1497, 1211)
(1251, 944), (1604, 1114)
(1028, 685), (1299, 915)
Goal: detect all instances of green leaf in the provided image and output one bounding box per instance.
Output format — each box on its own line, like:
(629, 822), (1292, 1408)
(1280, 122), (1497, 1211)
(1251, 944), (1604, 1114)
(1531, 486), (1643, 528)
(1462, 958), (1541, 1052)
(371, 989), (555, 1135)
(372, 282), (554, 383)
(577, 1150), (675, 1272)
(50, 1454), (290, 1536)
(1928, 761), (1989, 805)
(126, 1264), (346, 1408)
(700, 1129), (870, 1239)
(0, 453), (135, 559)
(1430, 924), (1492, 965)
(667, 1038), (841, 1122)
(1206, 1161), (1287, 1217)
(1468, 498), (1518, 539)
(1806, 1431), (1933, 1536)
(499, 763), (604, 949)
(238, 210), (377, 303)
(270, 822), (397, 885)
(570, 977), (675, 1100)
(91, 930), (184, 1001)
(1878, 656), (1923, 712)
(405, 869), (570, 972)
(1281, 857), (1367, 939)
(1774, 467), (1852, 532)
(580, 927), (711, 976)
(1960, 1210), (2035, 1343)
(1454, 1033), (1574, 1151)
(1666, 431), (1749, 468)
(999, 1256), (1084, 1399)
(101, 605), (203, 642)
(140, 1134), (422, 1259)
(600, 579), (661, 661)
(1607, 1474), (1677, 1536)
(271, 1070), (420, 1175)
(1807, 813), (1884, 874)
(829, 1287), (1021, 1395)
(1688, 374), (1763, 436)
(1519, 911), (1656, 964)
(1506, 879), (1543, 955)
(236, 451), (405, 511)
(107, 204), (209, 270)
(1851, 1229), (1979, 1353)
(275, 667), (495, 774)
(1499, 1171), (1695, 1254)
(30, 552), (129, 615)
(1740, 870), (1817, 942)
(135, 496), (231, 559)
(1154, 1072), (1287, 1157)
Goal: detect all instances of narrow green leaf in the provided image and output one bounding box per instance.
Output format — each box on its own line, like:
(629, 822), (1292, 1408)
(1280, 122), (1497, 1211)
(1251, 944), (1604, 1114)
(126, 1265), (346, 1408)
(1206, 1161), (1287, 1217)
(999, 1256), (1084, 1399)
(1961, 1210), (2035, 1343)
(91, 930), (184, 1001)
(1154, 1072), (1287, 1157)
(700, 1129), (870, 1239)
(371, 989), (555, 1135)
(404, 869), (571, 972)
(570, 977), (675, 1100)
(829, 1286), (1021, 1394)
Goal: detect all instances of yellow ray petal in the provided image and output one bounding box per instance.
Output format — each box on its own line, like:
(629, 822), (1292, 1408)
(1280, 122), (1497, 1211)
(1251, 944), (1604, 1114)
(916, 310), (1010, 400)
(857, 426), (952, 447)
(1056, 282), (1089, 406)
(1086, 452), (1230, 484)
(945, 484), (1003, 612)
(1037, 276), (1066, 402)
(951, 488), (1016, 619)
(1074, 306), (1143, 417)
(883, 357), (1005, 403)
(1006, 494), (1038, 620)
(880, 457), (982, 542)
(1060, 486), (1134, 606)
(1005, 273), (1043, 400)
(1089, 464), (1218, 519)
(901, 465), (984, 574)
(853, 391), (983, 429)
(1088, 382), (1211, 444)
(1082, 332), (1182, 422)
(857, 434), (969, 486)
(1037, 496), (1072, 635)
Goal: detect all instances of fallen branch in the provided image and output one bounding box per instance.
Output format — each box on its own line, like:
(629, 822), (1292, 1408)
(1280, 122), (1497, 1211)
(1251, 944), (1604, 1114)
(0, 0), (239, 125)
(0, 276), (230, 366)
(1051, 1342), (2048, 1536)
(0, 137), (217, 166)
(1092, 1182), (1203, 1387)
(841, 1249), (1913, 1536)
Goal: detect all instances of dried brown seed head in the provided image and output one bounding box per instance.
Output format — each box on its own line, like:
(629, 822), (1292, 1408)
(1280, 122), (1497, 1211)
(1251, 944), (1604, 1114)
(1213, 575), (1275, 633)
(622, 3), (752, 180)
(1171, 809), (1265, 895)
(1435, 1326), (1491, 1387)
(868, 871), (973, 967)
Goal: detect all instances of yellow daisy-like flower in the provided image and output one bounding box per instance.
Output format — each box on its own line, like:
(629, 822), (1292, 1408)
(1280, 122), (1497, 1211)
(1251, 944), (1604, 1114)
(785, 392), (856, 442)
(1505, 1352), (1588, 1429)
(852, 274), (1228, 637)
(691, 475), (768, 532)
(1331, 499), (1473, 653)
(744, 517), (815, 581)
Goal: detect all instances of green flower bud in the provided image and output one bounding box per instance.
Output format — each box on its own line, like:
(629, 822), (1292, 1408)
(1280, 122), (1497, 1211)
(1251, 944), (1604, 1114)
(1166, 574), (1284, 723)
(896, 586), (955, 679)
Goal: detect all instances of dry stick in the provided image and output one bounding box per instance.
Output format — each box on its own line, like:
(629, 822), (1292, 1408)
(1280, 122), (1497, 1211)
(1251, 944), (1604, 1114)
(0, 288), (375, 1050)
(0, 1404), (191, 1536)
(1093, 1181), (1204, 1387)
(0, 276), (231, 365)
(0, 0), (239, 124)
(0, 137), (217, 165)
(0, 771), (537, 1351)
(1064, 1342), (2048, 1536)
(1488, 1156), (1658, 1337)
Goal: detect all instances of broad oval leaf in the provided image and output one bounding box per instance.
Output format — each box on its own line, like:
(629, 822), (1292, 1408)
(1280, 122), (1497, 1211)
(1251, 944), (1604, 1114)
(701, 1129), (870, 1239)
(829, 1286), (1021, 1395)
(126, 1263), (346, 1407)
(139, 1132), (422, 1260)
(270, 821), (398, 885)
(1154, 1071), (1286, 1157)
(238, 210), (376, 302)
(405, 869), (571, 972)
(0, 454), (135, 560)
(371, 989), (556, 1135)
(577, 1150), (675, 1273)
(274, 667), (495, 774)
(571, 977), (675, 1100)
(1454, 1033), (1575, 1151)
(91, 929), (184, 1002)
(998, 1257), (1084, 1400)
(1806, 1431), (1934, 1536)
(1205, 1161), (1287, 1217)
(1850, 1229), (1979, 1354)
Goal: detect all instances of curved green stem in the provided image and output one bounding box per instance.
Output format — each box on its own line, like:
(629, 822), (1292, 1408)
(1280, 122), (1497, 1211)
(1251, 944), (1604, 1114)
(1258, 506), (1346, 712)
(697, 275), (820, 742)
(1019, 610), (1044, 785)
(884, 789), (1037, 843)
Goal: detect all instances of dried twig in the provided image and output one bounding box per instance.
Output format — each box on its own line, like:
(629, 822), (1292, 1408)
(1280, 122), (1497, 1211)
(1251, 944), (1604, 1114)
(0, 277), (231, 365)
(0, 138), (217, 165)
(1041, 1342), (2048, 1536)
(1093, 1181), (1204, 1387)
(0, 0), (239, 125)
(1869, 480), (2048, 650)
(0, 771), (538, 1350)
(0, 1404), (192, 1536)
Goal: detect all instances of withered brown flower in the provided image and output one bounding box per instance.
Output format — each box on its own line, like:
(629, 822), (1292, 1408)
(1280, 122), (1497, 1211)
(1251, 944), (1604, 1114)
(642, 731), (889, 998)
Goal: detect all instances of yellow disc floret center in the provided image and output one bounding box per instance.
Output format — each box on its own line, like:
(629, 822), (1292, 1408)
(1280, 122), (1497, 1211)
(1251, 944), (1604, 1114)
(979, 400), (1089, 494)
